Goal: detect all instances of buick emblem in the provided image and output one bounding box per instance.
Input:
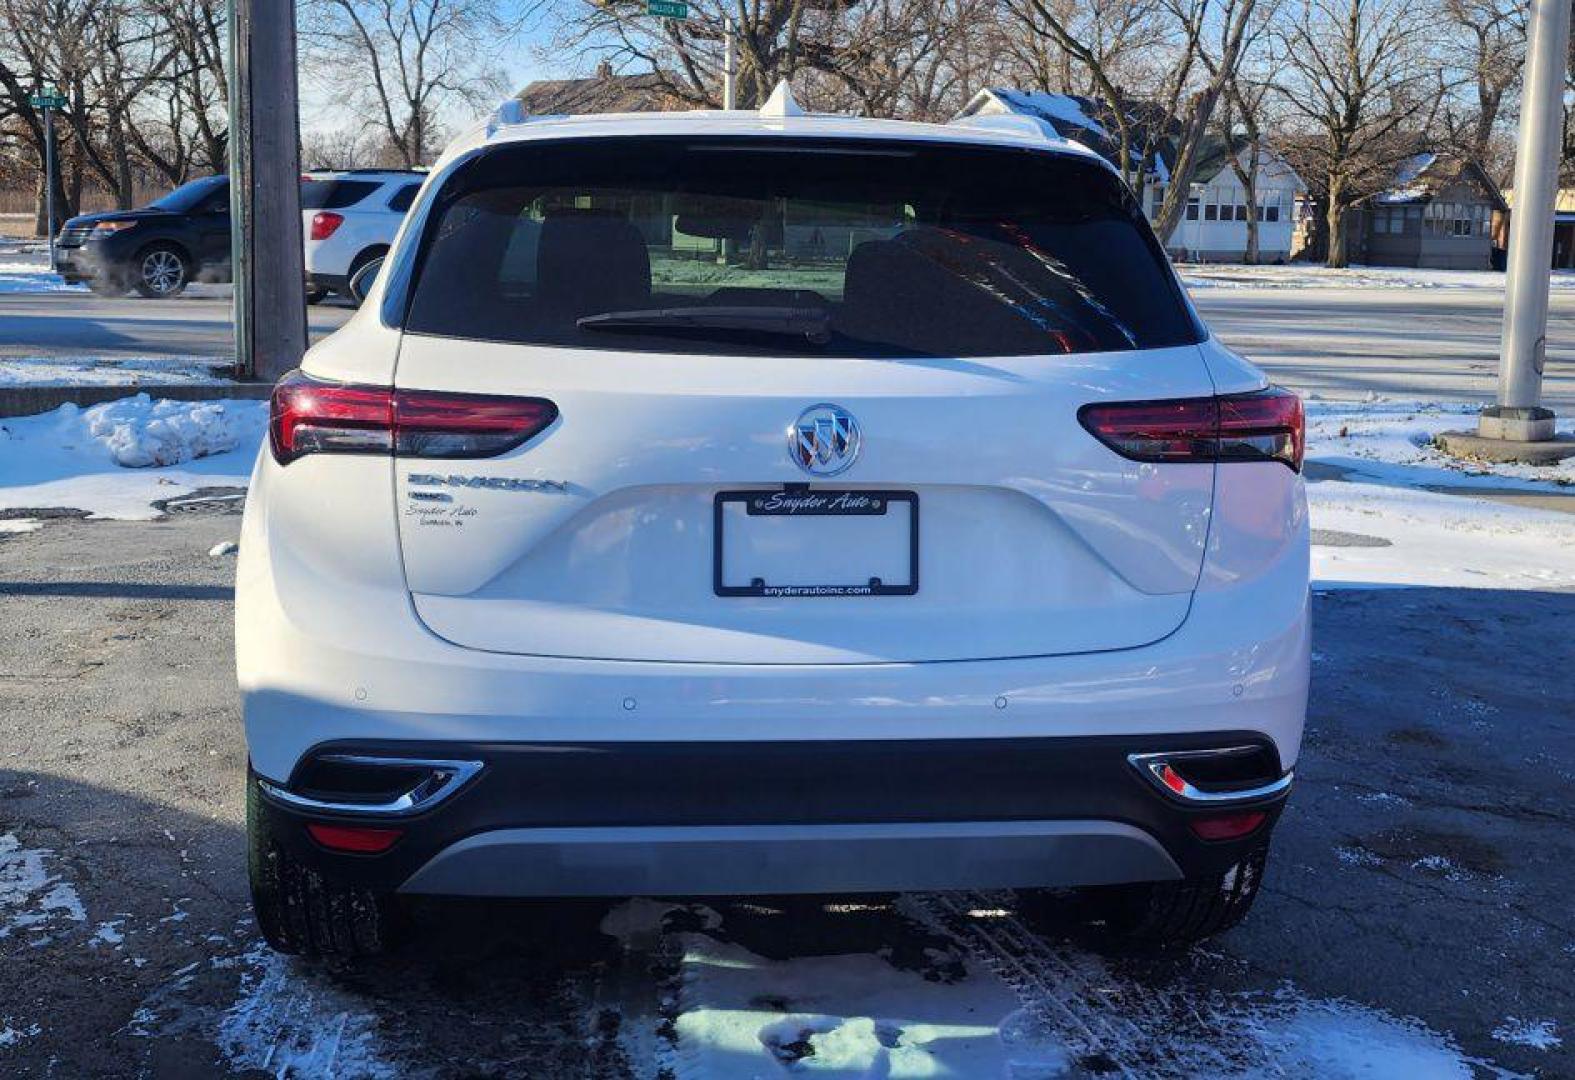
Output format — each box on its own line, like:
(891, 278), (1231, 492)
(789, 403), (861, 477)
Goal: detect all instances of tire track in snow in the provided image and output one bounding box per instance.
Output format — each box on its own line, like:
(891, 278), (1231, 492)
(904, 890), (1505, 1079)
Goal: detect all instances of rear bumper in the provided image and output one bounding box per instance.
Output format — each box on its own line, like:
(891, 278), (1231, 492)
(397, 821), (1184, 896)
(251, 733), (1289, 895)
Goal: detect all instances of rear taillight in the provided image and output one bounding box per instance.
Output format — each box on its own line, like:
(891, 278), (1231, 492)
(309, 211), (344, 240)
(269, 371), (557, 465)
(1078, 387), (1303, 472)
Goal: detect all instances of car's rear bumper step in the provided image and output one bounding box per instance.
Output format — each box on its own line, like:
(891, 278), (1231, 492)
(396, 820), (1183, 896)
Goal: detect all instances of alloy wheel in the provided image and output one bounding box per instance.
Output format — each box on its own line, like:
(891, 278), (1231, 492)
(141, 249), (185, 295)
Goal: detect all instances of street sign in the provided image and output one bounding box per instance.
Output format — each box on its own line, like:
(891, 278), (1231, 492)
(646, 0), (688, 18)
(29, 92), (67, 110)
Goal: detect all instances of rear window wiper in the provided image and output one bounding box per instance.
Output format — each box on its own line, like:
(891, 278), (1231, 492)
(577, 305), (831, 345)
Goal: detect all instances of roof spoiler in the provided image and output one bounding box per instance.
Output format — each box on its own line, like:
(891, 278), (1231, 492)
(488, 98), (529, 136)
(947, 112), (1062, 145)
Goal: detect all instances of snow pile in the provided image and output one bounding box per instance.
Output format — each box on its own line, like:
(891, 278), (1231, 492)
(0, 396), (265, 520)
(0, 355), (232, 387)
(0, 834), (87, 943)
(82, 395), (257, 467)
(0, 261), (84, 294)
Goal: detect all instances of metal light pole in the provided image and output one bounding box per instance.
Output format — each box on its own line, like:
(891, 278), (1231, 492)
(227, 0), (308, 383)
(1484, 0), (1571, 442)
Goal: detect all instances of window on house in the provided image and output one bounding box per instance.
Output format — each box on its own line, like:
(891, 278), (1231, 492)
(1451, 217), (1473, 236)
(1205, 203), (1219, 221)
(1233, 204), (1247, 221)
(1186, 198), (1199, 221)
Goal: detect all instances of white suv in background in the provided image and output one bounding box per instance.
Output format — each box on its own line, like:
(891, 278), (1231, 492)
(300, 169), (425, 306)
(239, 98), (1309, 959)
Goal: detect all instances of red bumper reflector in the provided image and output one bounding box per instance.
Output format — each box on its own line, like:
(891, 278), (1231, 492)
(306, 823), (403, 854)
(1189, 810), (1268, 842)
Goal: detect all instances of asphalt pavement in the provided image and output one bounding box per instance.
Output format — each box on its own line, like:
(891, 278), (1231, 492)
(1, 285), (1573, 408)
(0, 512), (1570, 1077)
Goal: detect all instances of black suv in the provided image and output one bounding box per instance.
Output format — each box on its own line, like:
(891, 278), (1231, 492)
(57, 175), (231, 297)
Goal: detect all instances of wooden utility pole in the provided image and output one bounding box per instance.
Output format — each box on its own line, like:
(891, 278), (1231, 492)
(228, 0), (307, 383)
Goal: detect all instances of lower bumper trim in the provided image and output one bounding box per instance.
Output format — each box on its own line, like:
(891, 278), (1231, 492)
(396, 819), (1184, 897)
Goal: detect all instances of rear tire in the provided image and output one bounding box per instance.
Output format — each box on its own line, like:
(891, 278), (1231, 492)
(247, 781), (401, 959)
(1092, 842), (1269, 946)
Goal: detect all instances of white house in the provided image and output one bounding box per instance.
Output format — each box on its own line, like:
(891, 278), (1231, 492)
(956, 89), (1305, 263)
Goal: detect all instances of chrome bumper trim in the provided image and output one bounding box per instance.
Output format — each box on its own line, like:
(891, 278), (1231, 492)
(257, 754), (484, 817)
(1127, 747), (1294, 805)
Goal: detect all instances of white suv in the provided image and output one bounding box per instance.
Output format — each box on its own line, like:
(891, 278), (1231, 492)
(239, 98), (1308, 959)
(300, 169), (425, 305)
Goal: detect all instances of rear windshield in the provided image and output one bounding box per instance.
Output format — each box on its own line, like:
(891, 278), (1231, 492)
(301, 178), (380, 210)
(400, 138), (1200, 358)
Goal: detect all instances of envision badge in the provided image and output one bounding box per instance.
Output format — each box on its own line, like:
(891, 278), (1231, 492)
(408, 473), (568, 493)
(788, 404), (861, 477)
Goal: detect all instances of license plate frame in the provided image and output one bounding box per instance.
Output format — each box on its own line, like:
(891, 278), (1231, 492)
(712, 488), (919, 598)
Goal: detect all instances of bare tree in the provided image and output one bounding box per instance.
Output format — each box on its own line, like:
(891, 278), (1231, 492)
(794, 0), (993, 120)
(999, 0), (1262, 240)
(302, 0), (538, 167)
(549, 1), (817, 111)
(1439, 0), (1523, 179)
(1208, 0), (1280, 263)
(1270, 0), (1441, 266)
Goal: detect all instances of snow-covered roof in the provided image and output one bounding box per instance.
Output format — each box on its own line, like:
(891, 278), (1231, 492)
(1371, 153), (1505, 209)
(1393, 153), (1437, 187)
(988, 90), (1109, 139)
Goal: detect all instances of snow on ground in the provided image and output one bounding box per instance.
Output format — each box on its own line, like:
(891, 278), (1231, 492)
(0, 262), (85, 294)
(0, 396), (263, 520)
(0, 355), (233, 387)
(666, 933), (1064, 1076)
(1307, 399), (1574, 487)
(214, 945), (407, 1079)
(0, 834), (87, 944)
(1181, 263), (1575, 291)
(597, 899), (1490, 1079)
(1491, 1017), (1562, 1051)
(1304, 400), (1575, 590)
